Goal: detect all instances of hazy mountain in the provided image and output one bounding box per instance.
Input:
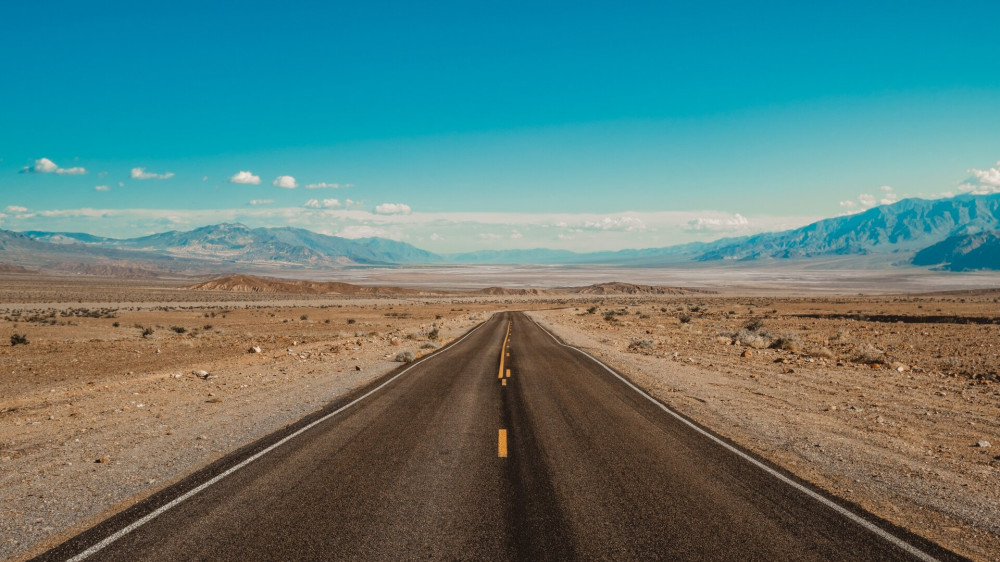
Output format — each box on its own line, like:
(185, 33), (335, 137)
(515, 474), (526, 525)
(23, 223), (440, 267)
(912, 230), (1000, 271)
(697, 194), (1000, 262)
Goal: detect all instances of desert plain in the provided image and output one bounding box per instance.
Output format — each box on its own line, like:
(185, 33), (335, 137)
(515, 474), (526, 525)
(1, 271), (999, 560)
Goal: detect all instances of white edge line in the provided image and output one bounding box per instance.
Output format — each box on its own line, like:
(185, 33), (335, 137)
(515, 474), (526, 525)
(65, 315), (496, 562)
(526, 313), (940, 562)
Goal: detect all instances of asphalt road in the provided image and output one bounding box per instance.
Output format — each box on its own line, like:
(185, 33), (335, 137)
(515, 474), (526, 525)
(35, 312), (963, 561)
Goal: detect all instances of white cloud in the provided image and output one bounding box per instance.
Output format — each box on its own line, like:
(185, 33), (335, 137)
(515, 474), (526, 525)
(880, 192), (899, 205)
(430, 233), (442, 241)
(229, 171), (261, 185)
(95, 185), (111, 192)
(202, 176), (209, 182)
(273, 175), (298, 189)
(582, 216), (646, 232)
(304, 198), (341, 209)
(839, 200), (857, 209)
(55, 166), (86, 175)
(374, 203), (412, 215)
(684, 213), (750, 232)
(960, 161), (1000, 194)
(131, 167), (175, 180)
(337, 225), (387, 239)
(858, 194), (876, 207)
(20, 157), (86, 175)
(306, 182), (353, 189)
(6, 205), (28, 213)
(249, 199), (275, 206)
(880, 185), (893, 192)
(510, 230), (523, 239)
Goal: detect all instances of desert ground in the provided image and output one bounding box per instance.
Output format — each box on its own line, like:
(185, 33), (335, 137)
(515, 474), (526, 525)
(1, 272), (999, 560)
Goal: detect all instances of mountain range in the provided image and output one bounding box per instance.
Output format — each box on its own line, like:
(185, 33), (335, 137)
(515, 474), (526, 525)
(2, 193), (999, 274)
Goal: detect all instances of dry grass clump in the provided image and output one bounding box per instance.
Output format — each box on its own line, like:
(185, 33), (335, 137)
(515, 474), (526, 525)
(769, 333), (803, 353)
(811, 346), (836, 359)
(394, 350), (415, 363)
(853, 343), (886, 364)
(737, 328), (772, 349)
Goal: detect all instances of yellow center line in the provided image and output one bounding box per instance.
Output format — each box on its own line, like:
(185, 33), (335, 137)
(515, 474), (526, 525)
(502, 379), (507, 386)
(498, 321), (511, 380)
(498, 429), (508, 458)
(505, 369), (510, 378)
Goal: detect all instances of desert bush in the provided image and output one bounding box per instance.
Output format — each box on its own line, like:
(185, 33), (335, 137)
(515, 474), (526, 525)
(678, 314), (692, 324)
(300, 314), (308, 321)
(812, 346), (836, 359)
(324, 319), (330, 324)
(170, 326), (187, 334)
(628, 338), (654, 351)
(141, 327), (154, 338)
(10, 333), (28, 346)
(737, 328), (771, 349)
(421, 342), (439, 350)
(428, 327), (440, 340)
(112, 321), (120, 327)
(587, 306), (598, 314)
(203, 324), (213, 330)
(347, 318), (356, 324)
(603, 311), (617, 323)
(394, 350), (415, 363)
(743, 317), (765, 332)
(853, 343), (886, 364)
(769, 333), (803, 353)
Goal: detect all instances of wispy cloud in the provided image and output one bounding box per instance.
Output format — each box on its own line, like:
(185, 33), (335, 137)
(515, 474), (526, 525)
(374, 203), (412, 215)
(19, 157), (87, 175)
(304, 198), (341, 209)
(229, 171), (261, 185)
(306, 182), (354, 189)
(684, 213), (750, 232)
(6, 205), (28, 213)
(582, 216), (646, 231)
(959, 161), (1000, 194)
(131, 167), (175, 180)
(249, 199), (275, 205)
(273, 175), (297, 189)
(95, 185), (111, 192)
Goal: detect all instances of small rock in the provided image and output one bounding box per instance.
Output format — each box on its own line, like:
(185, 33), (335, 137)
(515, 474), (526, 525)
(248, 346), (262, 354)
(975, 441), (991, 448)
(207, 397), (223, 403)
(192, 370), (209, 377)
(741, 349), (752, 358)
(95, 457), (110, 463)
(395, 350), (416, 363)
(827, 405), (837, 411)
(355, 365), (361, 371)
(390, 337), (401, 346)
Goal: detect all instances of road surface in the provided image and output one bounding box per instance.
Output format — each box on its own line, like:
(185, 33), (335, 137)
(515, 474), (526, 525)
(35, 312), (963, 561)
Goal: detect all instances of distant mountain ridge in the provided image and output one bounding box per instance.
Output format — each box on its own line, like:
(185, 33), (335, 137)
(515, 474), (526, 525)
(4, 194), (1000, 274)
(912, 230), (1000, 271)
(697, 194), (1000, 262)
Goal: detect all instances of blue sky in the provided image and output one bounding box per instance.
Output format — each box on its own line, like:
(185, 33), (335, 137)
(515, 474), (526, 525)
(2, 0), (1000, 251)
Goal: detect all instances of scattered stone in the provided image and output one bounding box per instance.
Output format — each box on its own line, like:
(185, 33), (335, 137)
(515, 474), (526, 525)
(741, 349), (752, 358)
(95, 457), (110, 463)
(975, 441), (991, 448)
(192, 370), (209, 377)
(394, 350), (416, 363)
(827, 405), (838, 411)
(207, 397), (223, 403)
(354, 365), (361, 371)
(248, 346), (262, 354)
(390, 337), (401, 346)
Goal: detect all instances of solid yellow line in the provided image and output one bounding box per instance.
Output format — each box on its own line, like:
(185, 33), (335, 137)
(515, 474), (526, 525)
(498, 429), (507, 457)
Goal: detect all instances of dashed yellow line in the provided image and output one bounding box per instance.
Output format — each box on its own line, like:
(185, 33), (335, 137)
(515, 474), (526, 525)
(498, 321), (511, 380)
(498, 429), (508, 458)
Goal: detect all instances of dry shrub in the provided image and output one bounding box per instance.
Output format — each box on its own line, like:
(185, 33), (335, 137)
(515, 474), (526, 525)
(770, 333), (803, 353)
(853, 343), (886, 364)
(738, 328), (771, 349)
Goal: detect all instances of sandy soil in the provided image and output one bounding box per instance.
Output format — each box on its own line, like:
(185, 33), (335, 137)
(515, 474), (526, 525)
(529, 294), (1000, 561)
